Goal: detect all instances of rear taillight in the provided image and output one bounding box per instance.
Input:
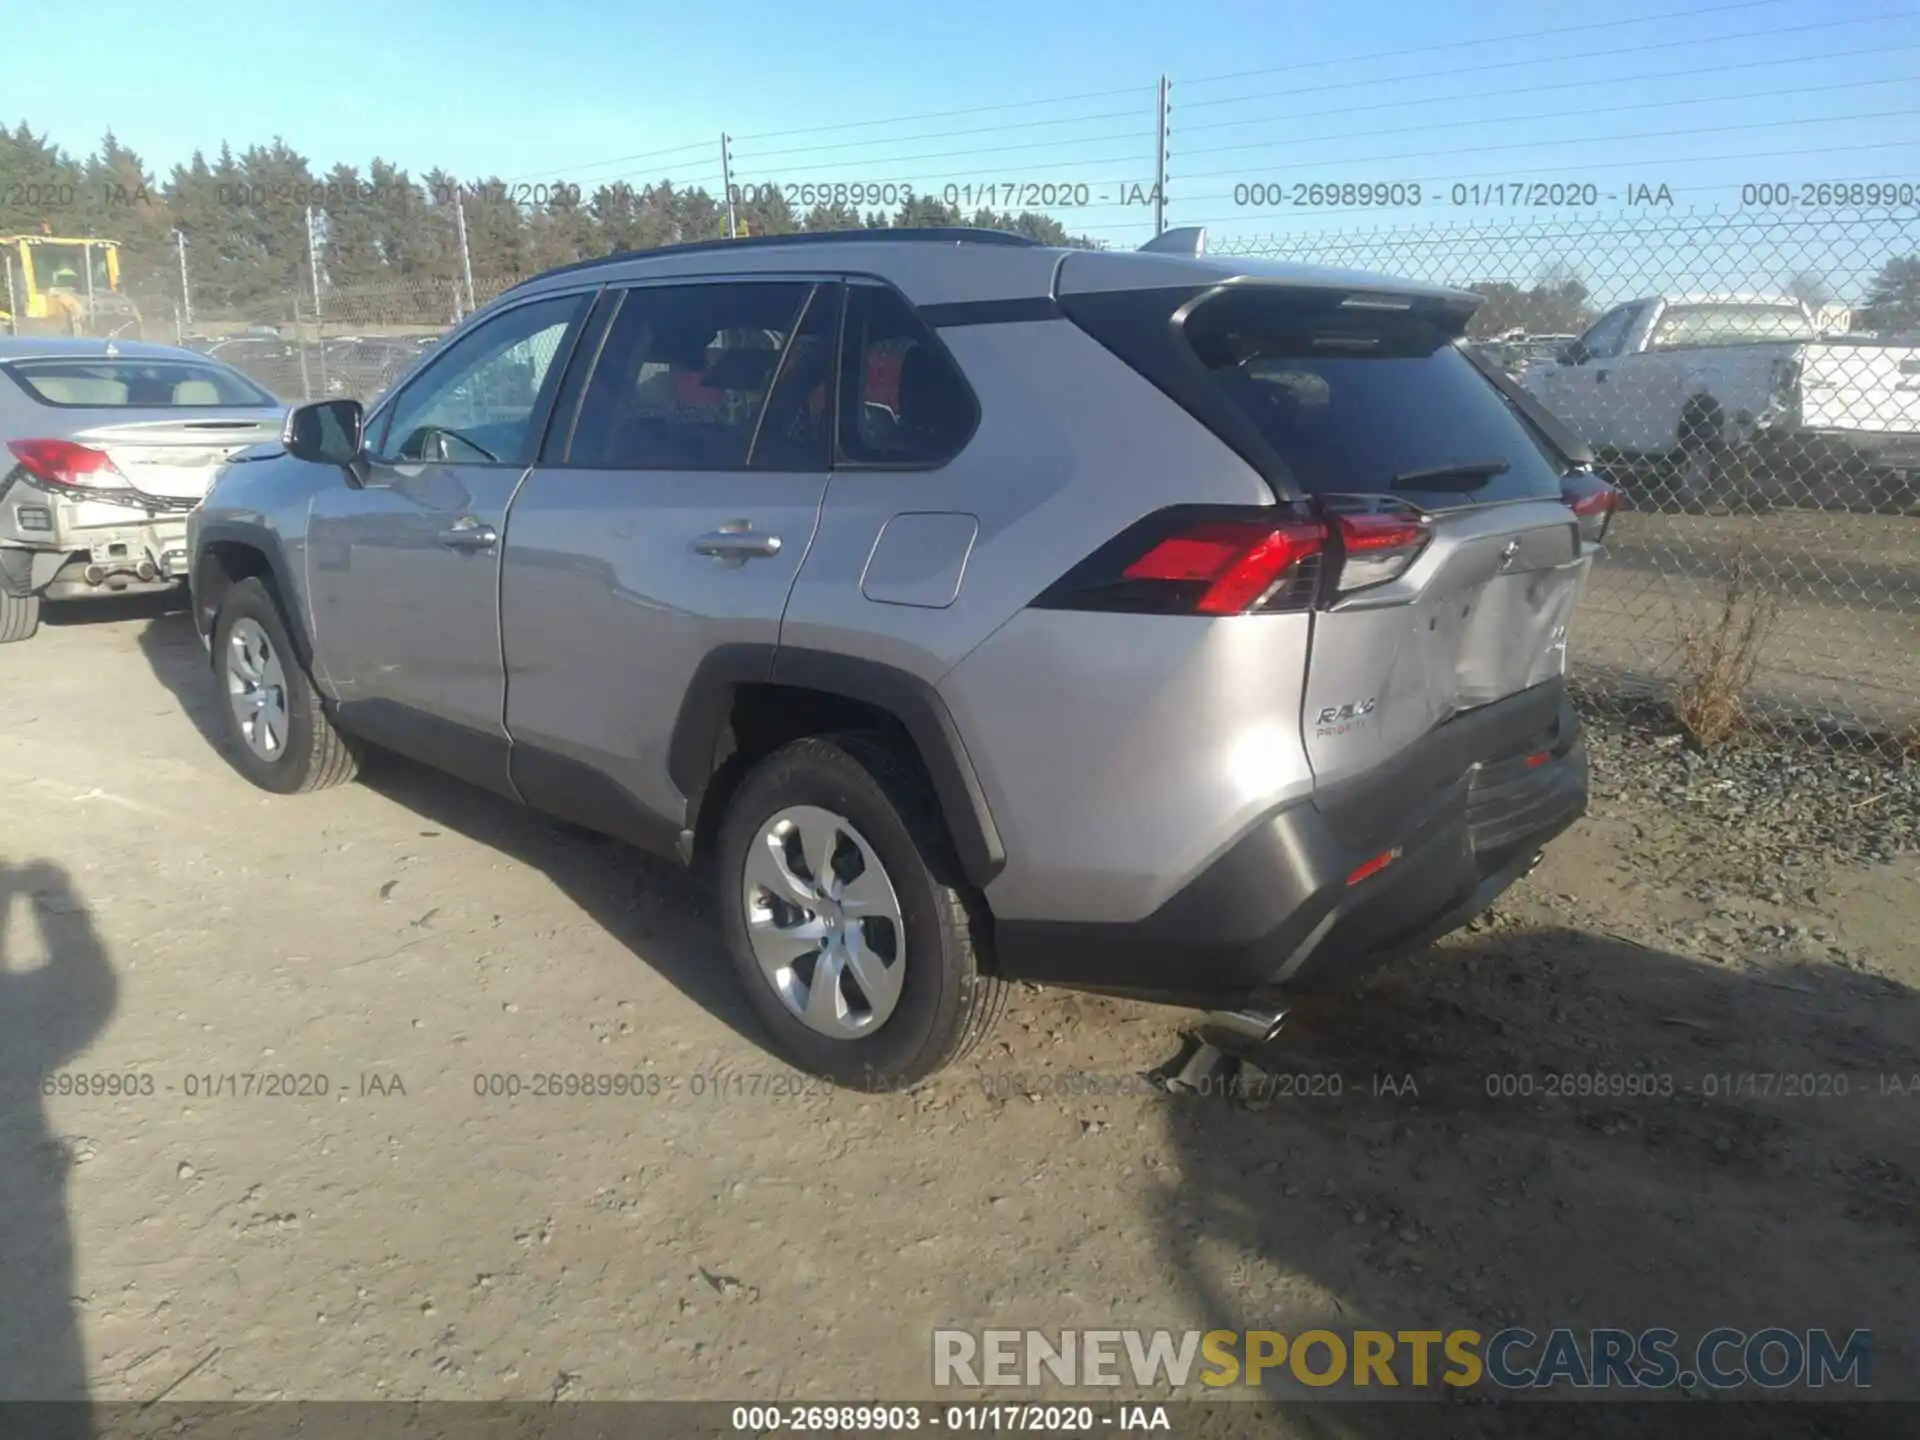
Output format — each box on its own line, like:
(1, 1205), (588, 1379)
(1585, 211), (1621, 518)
(1560, 471), (1618, 544)
(6, 438), (130, 494)
(1034, 507), (1327, 615)
(1331, 512), (1430, 592)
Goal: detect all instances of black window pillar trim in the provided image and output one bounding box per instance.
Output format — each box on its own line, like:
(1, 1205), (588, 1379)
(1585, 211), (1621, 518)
(667, 644), (1007, 890)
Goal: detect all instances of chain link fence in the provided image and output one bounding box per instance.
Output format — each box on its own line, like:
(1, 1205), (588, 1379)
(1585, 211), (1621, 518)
(142, 207), (1918, 747)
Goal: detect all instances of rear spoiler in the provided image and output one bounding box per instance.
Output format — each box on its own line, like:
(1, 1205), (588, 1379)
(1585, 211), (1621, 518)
(1457, 340), (1596, 470)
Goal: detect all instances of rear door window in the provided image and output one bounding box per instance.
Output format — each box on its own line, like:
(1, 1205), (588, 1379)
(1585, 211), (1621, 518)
(4, 358), (278, 408)
(836, 284), (978, 466)
(1180, 289), (1569, 508)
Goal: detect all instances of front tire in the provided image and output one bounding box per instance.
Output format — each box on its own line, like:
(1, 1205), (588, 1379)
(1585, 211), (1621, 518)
(210, 576), (358, 793)
(715, 734), (1006, 1090)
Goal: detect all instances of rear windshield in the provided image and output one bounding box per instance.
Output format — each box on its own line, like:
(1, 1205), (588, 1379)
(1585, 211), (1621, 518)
(3, 358), (278, 409)
(1182, 290), (1568, 507)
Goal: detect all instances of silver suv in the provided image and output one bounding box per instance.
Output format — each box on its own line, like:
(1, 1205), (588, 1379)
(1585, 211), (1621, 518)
(188, 228), (1611, 1088)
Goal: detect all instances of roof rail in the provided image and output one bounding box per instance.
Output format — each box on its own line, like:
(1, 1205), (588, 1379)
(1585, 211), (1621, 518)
(1138, 226), (1207, 258)
(508, 226), (1039, 293)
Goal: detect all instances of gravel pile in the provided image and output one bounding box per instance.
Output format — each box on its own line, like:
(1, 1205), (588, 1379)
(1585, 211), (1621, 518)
(1584, 718), (1917, 876)
(1575, 714), (1917, 973)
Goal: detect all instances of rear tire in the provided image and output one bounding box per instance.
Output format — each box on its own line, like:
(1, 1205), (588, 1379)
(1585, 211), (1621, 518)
(715, 733), (1006, 1091)
(0, 549), (41, 643)
(210, 576), (358, 793)
(0, 586), (39, 644)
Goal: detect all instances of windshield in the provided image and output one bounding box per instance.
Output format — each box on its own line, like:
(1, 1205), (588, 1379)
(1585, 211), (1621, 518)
(1649, 303), (1815, 348)
(26, 244), (111, 293)
(4, 357), (279, 408)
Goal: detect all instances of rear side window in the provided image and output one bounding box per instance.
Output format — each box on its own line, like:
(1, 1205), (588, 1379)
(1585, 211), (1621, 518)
(4, 358), (277, 409)
(1181, 289), (1567, 507)
(567, 281), (814, 471)
(837, 285), (977, 466)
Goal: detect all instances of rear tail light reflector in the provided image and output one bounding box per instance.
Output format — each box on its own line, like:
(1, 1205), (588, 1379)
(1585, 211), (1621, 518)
(1561, 471), (1618, 544)
(6, 438), (130, 494)
(1346, 848), (1401, 886)
(1034, 508), (1328, 615)
(1331, 512), (1430, 592)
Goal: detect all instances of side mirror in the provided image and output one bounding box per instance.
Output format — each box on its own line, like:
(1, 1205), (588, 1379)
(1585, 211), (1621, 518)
(283, 399), (364, 466)
(1558, 343), (1587, 367)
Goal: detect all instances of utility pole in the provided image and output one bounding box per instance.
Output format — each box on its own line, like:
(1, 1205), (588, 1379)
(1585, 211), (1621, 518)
(173, 228), (192, 329)
(721, 133), (738, 238)
(453, 185), (476, 317)
(1154, 74), (1170, 237)
(305, 206), (329, 394)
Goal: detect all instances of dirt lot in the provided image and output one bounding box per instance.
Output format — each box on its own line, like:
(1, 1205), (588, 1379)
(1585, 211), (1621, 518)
(1, 594), (1916, 1432)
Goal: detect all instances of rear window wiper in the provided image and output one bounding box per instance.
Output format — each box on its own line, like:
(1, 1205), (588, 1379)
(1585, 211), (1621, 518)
(1390, 457), (1510, 491)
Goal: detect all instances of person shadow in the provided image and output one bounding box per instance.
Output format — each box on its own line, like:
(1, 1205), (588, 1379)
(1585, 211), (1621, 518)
(0, 860), (117, 1439)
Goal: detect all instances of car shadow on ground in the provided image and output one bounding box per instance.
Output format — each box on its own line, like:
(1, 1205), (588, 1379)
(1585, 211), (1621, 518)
(1148, 925), (1919, 1436)
(0, 859), (115, 1437)
(353, 747), (765, 1045)
(43, 590), (188, 630)
(135, 607), (226, 750)
(134, 613), (767, 1053)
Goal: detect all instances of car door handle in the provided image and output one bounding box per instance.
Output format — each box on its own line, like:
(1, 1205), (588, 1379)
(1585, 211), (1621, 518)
(694, 525), (783, 560)
(437, 517), (498, 550)
(1595, 370), (1608, 383)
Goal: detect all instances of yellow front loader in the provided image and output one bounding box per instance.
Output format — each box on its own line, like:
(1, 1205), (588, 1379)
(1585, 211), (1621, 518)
(0, 235), (142, 337)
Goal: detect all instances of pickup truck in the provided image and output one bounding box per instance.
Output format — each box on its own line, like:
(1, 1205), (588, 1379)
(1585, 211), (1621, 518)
(1523, 293), (1920, 511)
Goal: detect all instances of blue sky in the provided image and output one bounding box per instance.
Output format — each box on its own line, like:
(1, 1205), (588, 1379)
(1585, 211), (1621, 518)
(9, 0), (1918, 292)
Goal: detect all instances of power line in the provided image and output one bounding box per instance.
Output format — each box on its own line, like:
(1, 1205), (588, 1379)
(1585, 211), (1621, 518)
(1176, 0), (1793, 87)
(1174, 11), (1913, 114)
(1173, 106), (1920, 182)
(730, 128), (1153, 180)
(728, 86), (1154, 145)
(498, 141), (718, 186)
(737, 106), (1151, 164)
(1173, 41), (1920, 138)
(1171, 74), (1918, 166)
(1145, 138), (1920, 225)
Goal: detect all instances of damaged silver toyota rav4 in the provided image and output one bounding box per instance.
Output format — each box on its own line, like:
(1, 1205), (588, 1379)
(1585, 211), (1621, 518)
(0, 337), (285, 642)
(187, 227), (1613, 1089)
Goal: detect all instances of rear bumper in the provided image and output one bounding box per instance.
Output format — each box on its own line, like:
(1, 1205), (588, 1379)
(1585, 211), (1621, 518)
(33, 518), (193, 600)
(991, 682), (1587, 1007)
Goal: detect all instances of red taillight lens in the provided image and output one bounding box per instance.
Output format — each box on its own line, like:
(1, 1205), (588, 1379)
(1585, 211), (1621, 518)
(1561, 471), (1617, 544)
(1332, 512), (1430, 592)
(1035, 508), (1327, 615)
(6, 438), (128, 492)
(1122, 520), (1325, 615)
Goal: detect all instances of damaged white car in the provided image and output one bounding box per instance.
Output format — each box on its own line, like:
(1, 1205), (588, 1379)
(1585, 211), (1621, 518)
(0, 338), (285, 642)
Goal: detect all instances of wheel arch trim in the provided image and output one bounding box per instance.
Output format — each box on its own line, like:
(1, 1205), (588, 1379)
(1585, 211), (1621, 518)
(668, 643), (1007, 891)
(192, 521), (313, 665)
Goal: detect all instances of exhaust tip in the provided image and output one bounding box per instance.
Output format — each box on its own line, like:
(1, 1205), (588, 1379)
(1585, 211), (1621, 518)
(1200, 1006), (1288, 1046)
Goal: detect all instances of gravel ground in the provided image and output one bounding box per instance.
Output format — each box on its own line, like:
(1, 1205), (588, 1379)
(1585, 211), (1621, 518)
(0, 596), (1915, 1438)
